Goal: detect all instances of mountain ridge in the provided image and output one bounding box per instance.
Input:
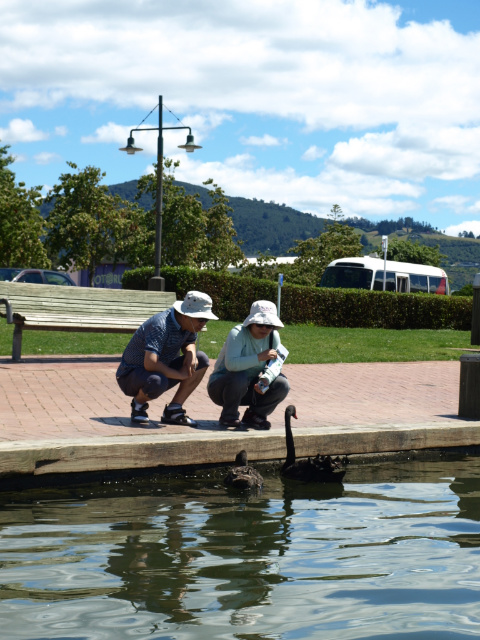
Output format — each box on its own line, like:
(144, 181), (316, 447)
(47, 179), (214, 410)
(108, 179), (326, 256)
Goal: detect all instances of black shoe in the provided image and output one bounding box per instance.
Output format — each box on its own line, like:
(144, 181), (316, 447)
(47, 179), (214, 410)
(161, 404), (198, 427)
(241, 408), (271, 430)
(219, 416), (242, 427)
(131, 398), (149, 424)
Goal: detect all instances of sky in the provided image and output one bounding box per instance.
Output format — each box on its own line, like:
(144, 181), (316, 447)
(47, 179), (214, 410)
(2, 0), (480, 239)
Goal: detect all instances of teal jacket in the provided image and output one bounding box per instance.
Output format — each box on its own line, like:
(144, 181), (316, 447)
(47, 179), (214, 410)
(208, 324), (282, 387)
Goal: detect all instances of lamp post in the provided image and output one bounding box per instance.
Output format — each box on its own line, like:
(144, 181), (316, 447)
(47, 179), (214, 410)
(119, 95), (201, 291)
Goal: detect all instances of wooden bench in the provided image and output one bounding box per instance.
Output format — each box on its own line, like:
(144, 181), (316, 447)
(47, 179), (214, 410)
(0, 282), (176, 361)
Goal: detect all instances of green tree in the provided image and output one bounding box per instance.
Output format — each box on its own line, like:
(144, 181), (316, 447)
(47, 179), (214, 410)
(0, 143), (50, 268)
(238, 250), (281, 280)
(195, 179), (245, 270)
(384, 238), (446, 267)
(45, 162), (145, 286)
(286, 204), (363, 286)
(136, 159), (206, 267)
(452, 283), (473, 296)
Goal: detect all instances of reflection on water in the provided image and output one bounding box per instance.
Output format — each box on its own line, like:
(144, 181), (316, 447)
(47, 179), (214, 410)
(1, 459), (480, 639)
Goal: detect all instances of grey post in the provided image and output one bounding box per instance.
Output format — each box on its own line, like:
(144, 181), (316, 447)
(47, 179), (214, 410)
(459, 354), (480, 419)
(471, 274), (480, 346)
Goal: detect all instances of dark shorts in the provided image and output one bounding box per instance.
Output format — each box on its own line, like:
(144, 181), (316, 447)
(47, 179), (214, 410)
(117, 351), (209, 399)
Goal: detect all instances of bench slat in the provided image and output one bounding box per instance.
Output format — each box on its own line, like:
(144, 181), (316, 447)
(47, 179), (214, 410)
(0, 282), (178, 361)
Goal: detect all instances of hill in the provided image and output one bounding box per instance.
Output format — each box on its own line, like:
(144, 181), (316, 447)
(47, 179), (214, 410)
(108, 179), (326, 256)
(41, 178), (480, 290)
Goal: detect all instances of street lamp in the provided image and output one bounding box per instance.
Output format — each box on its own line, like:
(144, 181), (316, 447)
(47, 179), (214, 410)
(119, 95), (202, 291)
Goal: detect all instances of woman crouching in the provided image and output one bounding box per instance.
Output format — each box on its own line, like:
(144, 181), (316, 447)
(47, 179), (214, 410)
(207, 300), (290, 430)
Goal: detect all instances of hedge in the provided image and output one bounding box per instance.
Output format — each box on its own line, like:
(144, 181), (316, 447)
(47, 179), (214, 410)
(121, 266), (473, 331)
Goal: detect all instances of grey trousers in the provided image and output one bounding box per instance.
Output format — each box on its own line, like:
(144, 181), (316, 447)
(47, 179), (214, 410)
(207, 370), (290, 420)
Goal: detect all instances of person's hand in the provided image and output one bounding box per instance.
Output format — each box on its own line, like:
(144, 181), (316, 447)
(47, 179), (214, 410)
(257, 348), (277, 362)
(254, 377), (269, 394)
(171, 367), (190, 381)
(180, 360), (196, 377)
(182, 350), (196, 377)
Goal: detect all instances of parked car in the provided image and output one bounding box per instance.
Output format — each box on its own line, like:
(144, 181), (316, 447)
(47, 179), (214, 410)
(0, 268), (77, 286)
(0, 267), (22, 282)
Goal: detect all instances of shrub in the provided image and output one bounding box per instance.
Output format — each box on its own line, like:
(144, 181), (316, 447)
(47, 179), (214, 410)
(121, 266), (472, 330)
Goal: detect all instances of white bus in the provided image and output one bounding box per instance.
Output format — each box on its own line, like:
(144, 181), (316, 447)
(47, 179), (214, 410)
(319, 256), (449, 295)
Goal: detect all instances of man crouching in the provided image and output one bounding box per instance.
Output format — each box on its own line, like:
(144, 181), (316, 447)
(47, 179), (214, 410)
(116, 290), (218, 426)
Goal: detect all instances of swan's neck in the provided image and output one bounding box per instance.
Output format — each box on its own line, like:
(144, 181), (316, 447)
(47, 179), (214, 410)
(284, 415), (296, 467)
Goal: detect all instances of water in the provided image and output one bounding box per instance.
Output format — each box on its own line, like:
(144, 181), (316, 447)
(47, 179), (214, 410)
(1, 457), (480, 639)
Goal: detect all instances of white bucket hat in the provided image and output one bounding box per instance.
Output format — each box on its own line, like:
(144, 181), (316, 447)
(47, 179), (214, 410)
(173, 291), (218, 320)
(243, 300), (283, 328)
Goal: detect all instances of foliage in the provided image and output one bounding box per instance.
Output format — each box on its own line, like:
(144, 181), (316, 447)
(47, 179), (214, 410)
(285, 205), (363, 286)
(122, 265), (471, 331)
(0, 143), (50, 268)
(237, 251), (285, 281)
(136, 159), (206, 268)
(196, 179), (245, 270)
(108, 178), (326, 256)
(45, 162), (145, 286)
(106, 179), (479, 289)
(452, 283), (474, 296)
(382, 237), (447, 267)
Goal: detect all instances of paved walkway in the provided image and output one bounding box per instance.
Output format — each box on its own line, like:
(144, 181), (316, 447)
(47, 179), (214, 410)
(0, 356), (462, 440)
(0, 355), (477, 480)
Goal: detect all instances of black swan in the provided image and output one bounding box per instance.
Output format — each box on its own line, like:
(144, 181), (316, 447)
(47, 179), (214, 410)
(281, 405), (347, 483)
(224, 450), (264, 490)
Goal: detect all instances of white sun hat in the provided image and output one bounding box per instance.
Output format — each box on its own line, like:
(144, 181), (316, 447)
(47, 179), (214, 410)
(242, 300), (283, 328)
(173, 291), (218, 319)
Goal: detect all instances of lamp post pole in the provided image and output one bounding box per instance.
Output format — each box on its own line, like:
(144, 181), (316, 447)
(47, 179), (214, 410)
(119, 95), (201, 291)
(153, 95), (164, 291)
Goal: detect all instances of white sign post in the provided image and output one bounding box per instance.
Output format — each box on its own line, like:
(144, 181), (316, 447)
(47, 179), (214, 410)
(278, 273), (284, 317)
(381, 235), (388, 291)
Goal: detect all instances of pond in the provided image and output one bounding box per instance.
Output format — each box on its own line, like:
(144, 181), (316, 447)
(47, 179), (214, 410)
(1, 456), (480, 640)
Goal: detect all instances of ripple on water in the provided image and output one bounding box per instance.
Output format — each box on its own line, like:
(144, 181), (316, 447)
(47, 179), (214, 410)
(0, 460), (480, 639)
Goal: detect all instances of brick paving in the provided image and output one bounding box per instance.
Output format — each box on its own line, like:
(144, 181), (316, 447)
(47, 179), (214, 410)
(0, 355), (463, 443)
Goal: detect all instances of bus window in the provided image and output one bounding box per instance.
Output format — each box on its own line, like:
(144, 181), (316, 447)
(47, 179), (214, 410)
(429, 276), (447, 295)
(410, 274), (428, 293)
(319, 266), (373, 289)
(373, 271), (396, 291)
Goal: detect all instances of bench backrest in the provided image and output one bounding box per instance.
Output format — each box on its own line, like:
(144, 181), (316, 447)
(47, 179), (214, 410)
(0, 282), (177, 319)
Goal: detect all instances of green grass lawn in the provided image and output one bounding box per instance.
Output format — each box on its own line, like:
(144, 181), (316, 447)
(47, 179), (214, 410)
(0, 318), (474, 363)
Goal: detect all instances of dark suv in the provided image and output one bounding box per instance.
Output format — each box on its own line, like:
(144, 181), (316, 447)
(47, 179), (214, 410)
(0, 268), (76, 286)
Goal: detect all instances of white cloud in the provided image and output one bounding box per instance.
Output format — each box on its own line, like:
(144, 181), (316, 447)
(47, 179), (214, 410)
(0, 90), (67, 112)
(329, 124), (480, 181)
(3, 0), (480, 231)
(11, 153), (27, 163)
(0, 118), (48, 143)
(34, 151), (62, 165)
(81, 122), (131, 145)
(430, 196), (471, 214)
(302, 145), (326, 161)
(430, 196), (480, 216)
(2, 0), (480, 131)
(240, 134), (287, 147)
(171, 154), (421, 219)
(445, 221), (480, 237)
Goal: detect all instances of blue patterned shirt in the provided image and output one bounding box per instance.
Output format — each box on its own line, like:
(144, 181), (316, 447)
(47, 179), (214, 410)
(116, 307), (196, 378)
